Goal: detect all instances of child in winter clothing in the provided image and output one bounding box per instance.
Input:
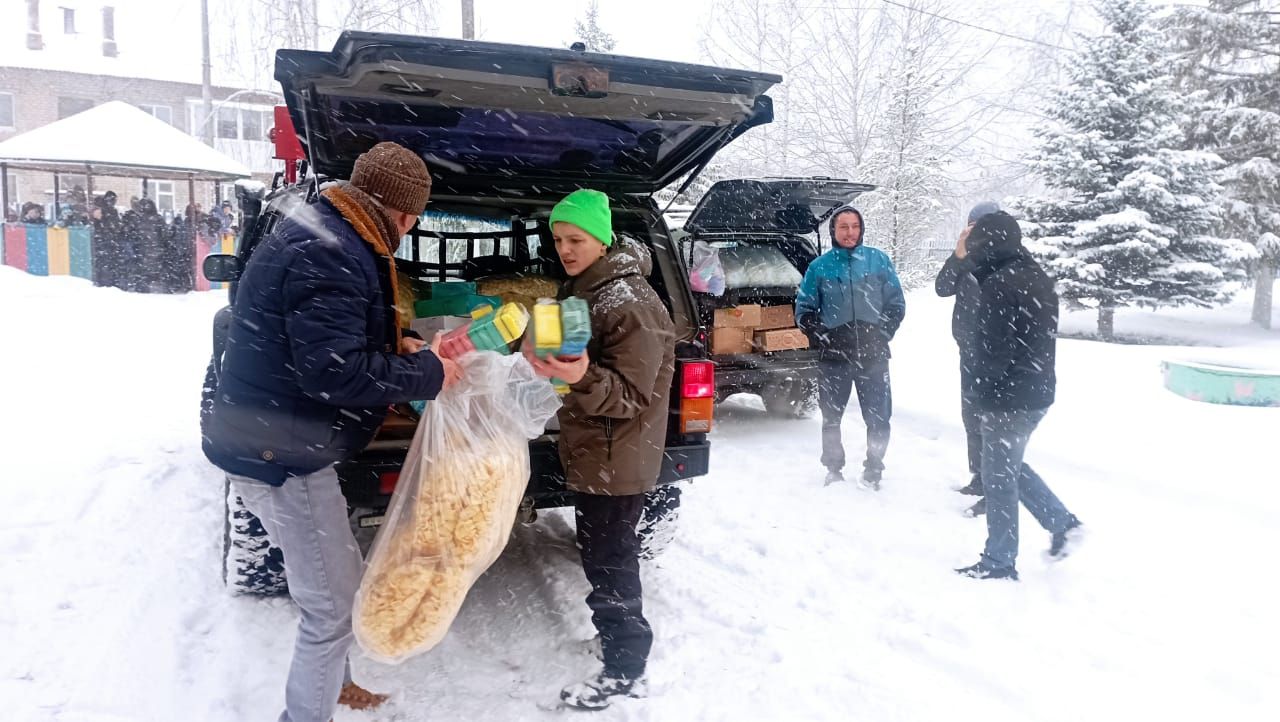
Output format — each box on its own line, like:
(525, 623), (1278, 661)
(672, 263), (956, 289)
(525, 188), (676, 710)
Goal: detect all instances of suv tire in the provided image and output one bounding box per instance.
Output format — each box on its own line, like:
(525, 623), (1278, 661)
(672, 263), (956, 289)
(762, 378), (819, 419)
(222, 477), (289, 596)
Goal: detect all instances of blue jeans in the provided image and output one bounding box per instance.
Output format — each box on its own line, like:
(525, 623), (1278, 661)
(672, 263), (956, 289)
(230, 466), (364, 722)
(979, 408), (1075, 569)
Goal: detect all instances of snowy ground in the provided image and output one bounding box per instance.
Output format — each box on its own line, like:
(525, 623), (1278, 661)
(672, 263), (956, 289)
(1, 266), (1277, 722)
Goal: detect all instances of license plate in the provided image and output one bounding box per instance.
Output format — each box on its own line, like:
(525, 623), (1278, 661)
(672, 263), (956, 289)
(358, 514), (384, 529)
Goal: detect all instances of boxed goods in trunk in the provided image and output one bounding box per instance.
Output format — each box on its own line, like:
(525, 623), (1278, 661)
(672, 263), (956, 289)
(711, 327), (754, 355)
(754, 328), (809, 352)
(713, 304), (762, 328)
(757, 304), (796, 331)
(414, 294), (501, 319)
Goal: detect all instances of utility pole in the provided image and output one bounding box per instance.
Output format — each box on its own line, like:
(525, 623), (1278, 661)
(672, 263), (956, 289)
(200, 0), (213, 146)
(462, 0), (475, 39)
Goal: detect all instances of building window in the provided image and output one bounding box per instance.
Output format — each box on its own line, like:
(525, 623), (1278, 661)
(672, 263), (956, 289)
(137, 104), (173, 125)
(102, 6), (118, 57)
(216, 107), (238, 139)
(58, 97), (94, 119)
(241, 108), (265, 141)
(150, 181), (176, 214)
(62, 7), (76, 34)
(0, 93), (14, 128)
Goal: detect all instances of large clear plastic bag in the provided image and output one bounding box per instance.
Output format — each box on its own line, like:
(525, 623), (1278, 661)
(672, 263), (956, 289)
(719, 244), (802, 289)
(353, 352), (561, 663)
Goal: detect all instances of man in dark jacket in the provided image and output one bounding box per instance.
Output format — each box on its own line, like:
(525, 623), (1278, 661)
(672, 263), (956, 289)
(935, 201), (999, 515)
(121, 197), (167, 292)
(91, 191), (124, 288)
(796, 206), (907, 489)
(954, 211), (1083, 581)
(202, 142), (461, 722)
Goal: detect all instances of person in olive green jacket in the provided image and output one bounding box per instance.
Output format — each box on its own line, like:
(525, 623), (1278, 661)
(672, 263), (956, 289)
(526, 188), (675, 711)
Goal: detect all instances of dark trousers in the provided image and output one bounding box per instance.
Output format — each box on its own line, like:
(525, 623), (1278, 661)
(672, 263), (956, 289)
(960, 378), (983, 478)
(575, 493), (652, 680)
(818, 357), (892, 477)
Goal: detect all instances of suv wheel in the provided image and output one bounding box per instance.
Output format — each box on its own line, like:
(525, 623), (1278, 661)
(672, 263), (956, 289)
(762, 378), (819, 419)
(222, 477), (289, 596)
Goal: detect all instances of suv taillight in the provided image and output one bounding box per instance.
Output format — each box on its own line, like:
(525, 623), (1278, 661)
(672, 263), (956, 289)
(679, 361), (715, 434)
(682, 361), (714, 399)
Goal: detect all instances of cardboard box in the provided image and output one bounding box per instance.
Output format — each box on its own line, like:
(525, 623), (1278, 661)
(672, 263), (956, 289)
(758, 304), (796, 331)
(711, 327), (754, 355)
(713, 304), (762, 328)
(754, 328), (810, 352)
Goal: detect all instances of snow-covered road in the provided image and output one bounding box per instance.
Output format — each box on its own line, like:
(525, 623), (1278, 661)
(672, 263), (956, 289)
(2, 267), (1276, 722)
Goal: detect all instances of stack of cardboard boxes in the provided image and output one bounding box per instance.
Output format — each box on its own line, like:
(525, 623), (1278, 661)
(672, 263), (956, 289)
(710, 303), (811, 355)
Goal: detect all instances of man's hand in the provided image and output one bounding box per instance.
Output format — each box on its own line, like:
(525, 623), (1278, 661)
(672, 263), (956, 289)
(399, 336), (427, 354)
(439, 356), (463, 390)
(422, 332), (462, 390)
(956, 223), (973, 259)
(528, 351), (591, 386)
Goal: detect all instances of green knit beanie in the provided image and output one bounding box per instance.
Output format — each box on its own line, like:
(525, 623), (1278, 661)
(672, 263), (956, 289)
(550, 189), (613, 247)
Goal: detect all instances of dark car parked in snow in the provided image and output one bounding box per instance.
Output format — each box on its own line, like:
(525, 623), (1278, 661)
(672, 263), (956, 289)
(201, 32), (782, 594)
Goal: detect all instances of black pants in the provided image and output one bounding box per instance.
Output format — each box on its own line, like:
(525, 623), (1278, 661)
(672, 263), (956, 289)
(575, 493), (652, 680)
(960, 373), (983, 478)
(818, 357), (892, 477)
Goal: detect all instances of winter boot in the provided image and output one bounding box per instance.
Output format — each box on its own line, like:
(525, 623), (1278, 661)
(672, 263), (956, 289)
(560, 673), (648, 710)
(957, 474), (984, 496)
(823, 468), (844, 486)
(955, 561), (1018, 581)
(338, 682), (390, 711)
(858, 471), (881, 491)
(1048, 518), (1084, 560)
(964, 498), (986, 518)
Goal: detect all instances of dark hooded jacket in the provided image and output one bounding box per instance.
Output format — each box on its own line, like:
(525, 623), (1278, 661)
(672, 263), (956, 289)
(202, 186), (445, 485)
(935, 252), (981, 358)
(795, 206), (906, 366)
(557, 237), (676, 496)
(962, 211), (1059, 411)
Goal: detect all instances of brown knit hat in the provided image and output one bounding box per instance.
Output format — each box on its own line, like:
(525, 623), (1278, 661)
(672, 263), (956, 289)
(349, 142), (432, 217)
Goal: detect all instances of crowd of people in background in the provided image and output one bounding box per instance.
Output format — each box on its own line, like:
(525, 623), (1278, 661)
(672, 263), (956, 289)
(5, 187), (239, 293)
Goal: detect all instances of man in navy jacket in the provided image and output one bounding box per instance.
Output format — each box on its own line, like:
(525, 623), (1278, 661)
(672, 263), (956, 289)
(203, 142), (459, 721)
(953, 211), (1083, 581)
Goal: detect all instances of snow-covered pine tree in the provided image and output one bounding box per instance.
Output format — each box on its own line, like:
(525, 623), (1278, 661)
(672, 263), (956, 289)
(859, 46), (949, 289)
(573, 1), (616, 53)
(1166, 0), (1280, 329)
(1016, 0), (1255, 338)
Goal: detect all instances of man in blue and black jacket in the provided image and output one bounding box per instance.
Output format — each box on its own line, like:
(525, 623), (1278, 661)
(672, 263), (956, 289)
(796, 206), (906, 489)
(203, 142), (461, 722)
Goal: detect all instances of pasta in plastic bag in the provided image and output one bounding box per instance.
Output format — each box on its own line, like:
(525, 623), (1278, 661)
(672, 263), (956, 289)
(353, 351), (561, 663)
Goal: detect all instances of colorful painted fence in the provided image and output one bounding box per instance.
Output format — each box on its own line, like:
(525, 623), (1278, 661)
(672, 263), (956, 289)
(196, 232), (236, 290)
(2, 223), (95, 280)
(3, 223), (235, 292)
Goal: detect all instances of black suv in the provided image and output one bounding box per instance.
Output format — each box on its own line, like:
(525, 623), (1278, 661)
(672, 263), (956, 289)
(203, 32), (781, 594)
(677, 178), (872, 416)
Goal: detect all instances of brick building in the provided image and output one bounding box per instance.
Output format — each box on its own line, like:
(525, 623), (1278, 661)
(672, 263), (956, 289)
(1, 0), (279, 221)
